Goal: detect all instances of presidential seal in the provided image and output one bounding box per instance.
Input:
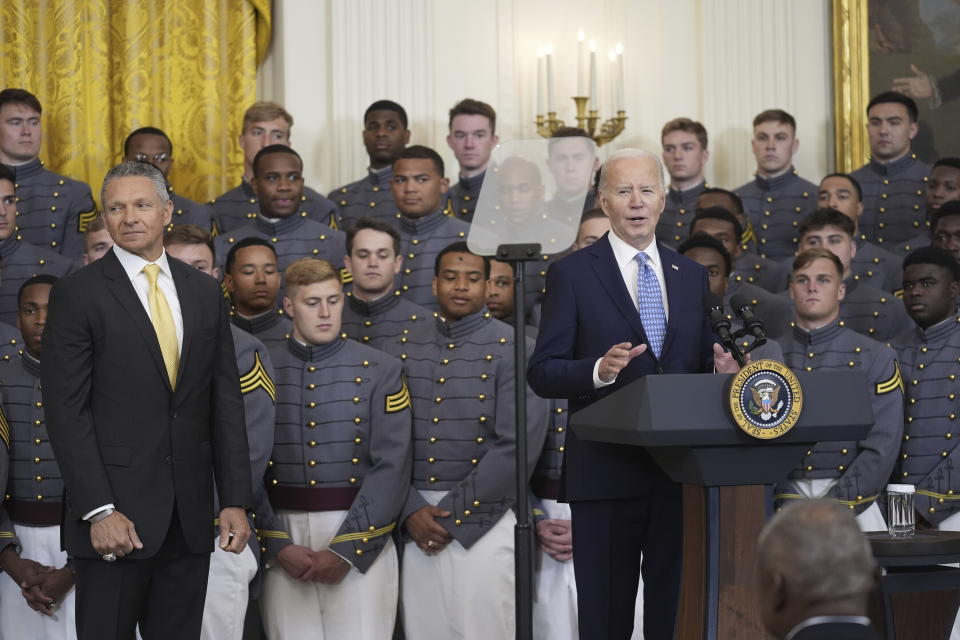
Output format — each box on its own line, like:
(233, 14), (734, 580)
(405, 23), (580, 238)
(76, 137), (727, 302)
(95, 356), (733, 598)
(728, 359), (803, 440)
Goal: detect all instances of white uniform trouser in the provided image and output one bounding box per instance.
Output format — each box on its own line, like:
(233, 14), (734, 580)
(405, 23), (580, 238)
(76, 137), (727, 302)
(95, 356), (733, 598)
(402, 490), (515, 640)
(533, 499), (577, 640)
(199, 537), (258, 640)
(0, 524), (76, 640)
(261, 509), (398, 640)
(792, 478), (886, 531)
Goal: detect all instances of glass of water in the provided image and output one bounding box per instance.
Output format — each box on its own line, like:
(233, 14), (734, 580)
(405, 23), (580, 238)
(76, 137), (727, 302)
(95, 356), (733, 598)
(887, 484), (916, 537)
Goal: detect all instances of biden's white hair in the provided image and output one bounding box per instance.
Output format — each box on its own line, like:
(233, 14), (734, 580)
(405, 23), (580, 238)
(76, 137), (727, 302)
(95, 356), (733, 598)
(598, 148), (666, 193)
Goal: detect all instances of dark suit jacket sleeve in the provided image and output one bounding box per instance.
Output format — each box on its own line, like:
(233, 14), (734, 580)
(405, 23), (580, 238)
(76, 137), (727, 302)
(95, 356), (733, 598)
(698, 270), (717, 373)
(527, 261), (601, 399)
(41, 279), (115, 518)
(211, 292), (253, 510)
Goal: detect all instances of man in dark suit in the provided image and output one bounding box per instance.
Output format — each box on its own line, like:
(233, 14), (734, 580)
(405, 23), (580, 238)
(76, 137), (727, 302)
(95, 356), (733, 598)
(41, 161), (253, 639)
(527, 149), (741, 640)
(756, 500), (881, 640)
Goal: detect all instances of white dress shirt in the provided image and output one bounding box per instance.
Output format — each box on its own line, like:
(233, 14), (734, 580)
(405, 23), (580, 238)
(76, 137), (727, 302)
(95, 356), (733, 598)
(592, 232), (669, 388)
(83, 245), (185, 522)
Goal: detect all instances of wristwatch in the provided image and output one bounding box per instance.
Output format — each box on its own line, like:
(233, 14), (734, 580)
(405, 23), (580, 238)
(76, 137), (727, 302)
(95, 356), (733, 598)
(88, 508), (115, 524)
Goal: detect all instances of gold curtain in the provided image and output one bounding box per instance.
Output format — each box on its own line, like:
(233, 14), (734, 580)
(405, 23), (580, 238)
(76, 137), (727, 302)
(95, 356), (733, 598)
(0, 0), (271, 206)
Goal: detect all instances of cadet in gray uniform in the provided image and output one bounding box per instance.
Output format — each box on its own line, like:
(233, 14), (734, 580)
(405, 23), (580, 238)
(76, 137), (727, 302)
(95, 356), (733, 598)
(444, 99), (498, 223)
(223, 238), (292, 350)
(933, 201), (960, 263)
(258, 258), (412, 640)
(797, 209), (913, 342)
(893, 247), (960, 530)
(392, 146), (470, 310)
(689, 208), (793, 336)
(211, 101), (338, 233)
(818, 173), (903, 293)
(657, 117), (710, 247)
(400, 242), (548, 640)
(122, 127), (216, 234)
(0, 89), (95, 259)
(214, 145), (346, 286)
(163, 225), (278, 640)
(340, 217), (435, 358)
(678, 233), (786, 361)
(892, 158), (960, 256)
(850, 92), (931, 248)
(330, 100), (410, 230)
(0, 276), (77, 639)
(735, 110), (818, 261)
(544, 128), (600, 224)
(81, 215), (113, 266)
(0, 165), (73, 325)
(697, 187), (777, 284)
(775, 249), (903, 528)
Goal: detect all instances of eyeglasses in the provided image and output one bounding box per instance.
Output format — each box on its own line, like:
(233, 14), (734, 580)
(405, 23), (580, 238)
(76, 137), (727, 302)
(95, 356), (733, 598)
(133, 153), (170, 164)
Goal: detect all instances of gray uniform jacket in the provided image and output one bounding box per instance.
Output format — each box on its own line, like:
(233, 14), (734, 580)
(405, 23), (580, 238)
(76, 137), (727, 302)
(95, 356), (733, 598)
(259, 337), (412, 573)
(168, 190), (216, 235)
(444, 172), (485, 223)
(851, 155), (931, 247)
(736, 169), (818, 261)
(399, 310), (549, 549)
(2, 158), (95, 258)
(211, 179), (338, 234)
(340, 291), (436, 361)
(776, 322), (904, 513)
(852, 238), (904, 293)
(214, 215), (347, 286)
(725, 279), (793, 339)
(397, 210), (471, 310)
(329, 167), (398, 231)
(0, 354), (62, 554)
(0, 323), (22, 363)
(0, 237), (74, 326)
(657, 181), (706, 248)
(840, 278), (914, 343)
(733, 253), (790, 293)
(230, 310), (292, 352)
(893, 313), (960, 526)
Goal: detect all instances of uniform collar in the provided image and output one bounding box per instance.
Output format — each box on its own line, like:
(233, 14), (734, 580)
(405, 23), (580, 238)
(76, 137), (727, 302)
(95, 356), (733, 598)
(399, 208), (447, 235)
(457, 171), (486, 192)
(916, 312), (960, 344)
(868, 153), (917, 176)
(754, 167), (799, 191)
(1, 157), (43, 181)
(367, 165), (393, 187)
(231, 308), (285, 334)
(347, 289), (403, 316)
(286, 334), (347, 362)
(436, 308), (493, 340)
(0, 235), (21, 259)
(21, 351), (40, 378)
(254, 212), (307, 236)
(667, 180), (705, 203)
(792, 320), (843, 345)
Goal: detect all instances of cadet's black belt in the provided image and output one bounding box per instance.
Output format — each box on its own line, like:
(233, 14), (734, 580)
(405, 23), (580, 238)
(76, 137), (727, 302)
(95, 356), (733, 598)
(8, 500), (62, 526)
(531, 477), (561, 501)
(268, 486), (360, 512)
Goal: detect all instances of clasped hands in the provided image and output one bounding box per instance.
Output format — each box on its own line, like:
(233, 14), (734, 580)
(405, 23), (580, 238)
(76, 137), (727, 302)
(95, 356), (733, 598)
(0, 547), (73, 616)
(598, 341), (742, 382)
(275, 545), (351, 584)
(405, 505), (453, 555)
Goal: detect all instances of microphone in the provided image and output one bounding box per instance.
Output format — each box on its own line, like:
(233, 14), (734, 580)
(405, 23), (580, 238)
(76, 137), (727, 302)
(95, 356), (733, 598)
(730, 293), (767, 341)
(702, 292), (734, 344)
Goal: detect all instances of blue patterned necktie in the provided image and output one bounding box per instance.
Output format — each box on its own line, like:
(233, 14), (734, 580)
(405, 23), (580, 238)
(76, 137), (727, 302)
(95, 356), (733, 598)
(635, 251), (666, 358)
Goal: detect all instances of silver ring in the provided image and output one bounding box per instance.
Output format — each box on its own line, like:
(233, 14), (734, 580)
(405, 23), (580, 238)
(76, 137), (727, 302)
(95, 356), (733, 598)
(102, 552), (117, 562)
(47, 603), (58, 612)
(426, 540), (437, 549)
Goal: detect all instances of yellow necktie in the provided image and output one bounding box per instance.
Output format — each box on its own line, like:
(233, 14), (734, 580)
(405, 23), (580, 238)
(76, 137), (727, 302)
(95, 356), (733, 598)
(143, 264), (179, 388)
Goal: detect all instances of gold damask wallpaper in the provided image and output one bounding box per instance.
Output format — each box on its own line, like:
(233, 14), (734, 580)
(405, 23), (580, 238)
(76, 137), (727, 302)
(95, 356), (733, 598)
(0, 0), (271, 206)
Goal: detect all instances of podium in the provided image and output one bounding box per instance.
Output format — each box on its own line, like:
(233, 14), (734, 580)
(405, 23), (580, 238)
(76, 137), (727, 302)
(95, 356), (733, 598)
(571, 370), (875, 639)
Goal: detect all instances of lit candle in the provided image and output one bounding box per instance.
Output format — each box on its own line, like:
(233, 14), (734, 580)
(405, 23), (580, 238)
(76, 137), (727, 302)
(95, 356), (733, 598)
(589, 39), (598, 107)
(545, 44), (555, 113)
(615, 42), (625, 111)
(608, 49), (616, 114)
(537, 47), (545, 115)
(577, 29), (586, 96)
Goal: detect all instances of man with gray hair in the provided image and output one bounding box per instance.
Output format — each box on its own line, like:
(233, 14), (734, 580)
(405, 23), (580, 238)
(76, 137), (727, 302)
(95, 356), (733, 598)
(42, 160), (253, 639)
(529, 148), (742, 639)
(756, 500), (880, 640)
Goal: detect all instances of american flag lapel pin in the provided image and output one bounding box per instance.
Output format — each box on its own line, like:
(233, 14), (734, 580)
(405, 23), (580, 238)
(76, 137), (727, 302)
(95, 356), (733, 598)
(671, 264), (679, 270)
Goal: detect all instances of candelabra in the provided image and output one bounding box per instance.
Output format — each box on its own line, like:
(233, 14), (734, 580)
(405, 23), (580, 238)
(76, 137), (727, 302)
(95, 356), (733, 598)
(536, 97), (627, 146)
